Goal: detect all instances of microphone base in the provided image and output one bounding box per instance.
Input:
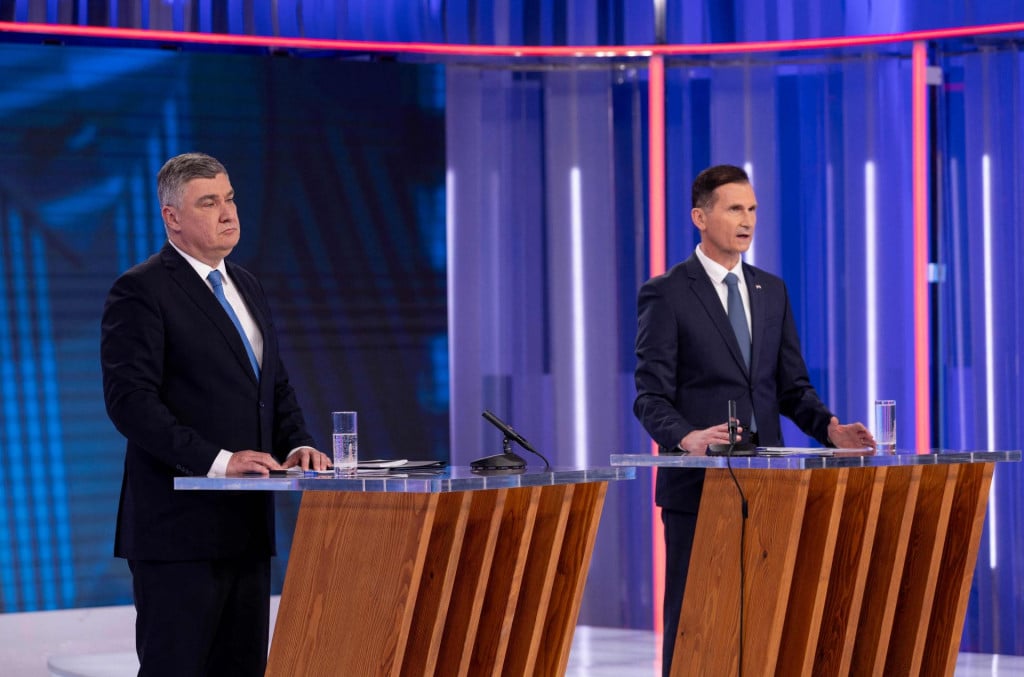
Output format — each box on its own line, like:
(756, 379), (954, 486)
(470, 451), (528, 471)
(706, 442), (758, 457)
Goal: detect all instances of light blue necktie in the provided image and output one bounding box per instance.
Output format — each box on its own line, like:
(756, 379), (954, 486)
(208, 269), (260, 379)
(724, 272), (756, 432)
(723, 273), (751, 369)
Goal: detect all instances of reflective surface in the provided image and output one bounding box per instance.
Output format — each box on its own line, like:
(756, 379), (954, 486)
(175, 465), (635, 493)
(611, 450), (1021, 469)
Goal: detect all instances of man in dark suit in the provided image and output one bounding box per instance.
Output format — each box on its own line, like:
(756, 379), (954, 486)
(101, 152), (331, 676)
(633, 164), (874, 676)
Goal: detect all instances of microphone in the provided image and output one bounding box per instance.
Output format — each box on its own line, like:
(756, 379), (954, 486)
(471, 410), (552, 471)
(727, 399), (738, 445)
(707, 399), (757, 456)
(483, 410), (536, 453)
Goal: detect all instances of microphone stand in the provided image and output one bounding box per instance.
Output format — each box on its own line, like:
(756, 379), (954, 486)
(470, 436), (528, 471)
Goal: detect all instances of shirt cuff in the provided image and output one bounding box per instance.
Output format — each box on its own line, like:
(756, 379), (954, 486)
(287, 446), (315, 459)
(206, 450), (233, 477)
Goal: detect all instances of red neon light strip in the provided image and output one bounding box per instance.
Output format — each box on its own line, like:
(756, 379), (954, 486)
(912, 42), (930, 454)
(647, 54), (667, 637)
(1, 20), (1023, 57)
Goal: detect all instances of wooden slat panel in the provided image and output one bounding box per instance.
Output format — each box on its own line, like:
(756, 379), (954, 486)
(921, 462), (994, 677)
(435, 489), (507, 677)
(535, 481), (608, 676)
(267, 491), (438, 677)
(850, 465), (921, 675)
(503, 485), (575, 676)
(469, 486), (541, 676)
(885, 464), (959, 676)
(674, 469), (811, 677)
(813, 466), (886, 676)
(400, 491), (473, 677)
(775, 468), (847, 676)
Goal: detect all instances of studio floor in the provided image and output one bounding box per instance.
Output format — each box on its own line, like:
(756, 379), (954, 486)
(3, 602), (1022, 676)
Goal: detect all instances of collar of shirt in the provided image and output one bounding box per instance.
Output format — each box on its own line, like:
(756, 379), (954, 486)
(694, 244), (752, 330)
(166, 240), (264, 366)
(167, 240), (228, 291)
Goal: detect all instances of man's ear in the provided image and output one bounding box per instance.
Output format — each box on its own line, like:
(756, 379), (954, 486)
(691, 207), (706, 231)
(162, 205), (179, 233)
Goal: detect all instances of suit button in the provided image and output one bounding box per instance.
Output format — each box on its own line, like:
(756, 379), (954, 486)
(259, 401), (265, 408)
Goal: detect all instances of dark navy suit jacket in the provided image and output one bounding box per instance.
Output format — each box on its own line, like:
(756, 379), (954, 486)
(634, 252), (833, 512)
(101, 242), (314, 560)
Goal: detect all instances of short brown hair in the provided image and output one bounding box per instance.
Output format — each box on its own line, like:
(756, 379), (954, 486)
(692, 165), (750, 210)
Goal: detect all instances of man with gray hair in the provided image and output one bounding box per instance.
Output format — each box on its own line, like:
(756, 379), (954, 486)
(101, 152), (330, 676)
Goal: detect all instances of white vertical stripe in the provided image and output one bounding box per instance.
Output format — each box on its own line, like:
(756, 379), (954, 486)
(865, 162), (878, 411)
(570, 167), (588, 466)
(982, 154), (998, 568)
(445, 169), (457, 450)
(744, 161), (756, 266)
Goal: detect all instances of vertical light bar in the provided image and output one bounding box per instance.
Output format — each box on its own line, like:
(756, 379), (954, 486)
(649, 56), (667, 278)
(911, 41), (931, 454)
(570, 167), (589, 467)
(982, 155), (995, 454)
(982, 153), (998, 568)
(445, 169), (457, 451)
(647, 54), (667, 637)
(743, 161), (755, 266)
(865, 161), (878, 410)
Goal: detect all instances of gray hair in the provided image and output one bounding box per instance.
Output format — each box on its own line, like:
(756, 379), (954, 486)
(157, 153), (227, 207)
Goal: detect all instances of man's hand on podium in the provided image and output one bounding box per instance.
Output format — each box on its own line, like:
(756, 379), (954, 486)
(827, 417), (876, 449)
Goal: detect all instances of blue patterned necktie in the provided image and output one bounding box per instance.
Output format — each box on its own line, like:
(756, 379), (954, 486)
(208, 269), (260, 379)
(724, 272), (756, 433)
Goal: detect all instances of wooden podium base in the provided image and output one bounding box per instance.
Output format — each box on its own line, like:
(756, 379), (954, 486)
(673, 462), (993, 676)
(267, 482), (608, 677)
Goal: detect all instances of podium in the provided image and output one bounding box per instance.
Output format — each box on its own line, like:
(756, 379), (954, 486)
(612, 450), (1020, 676)
(177, 465), (633, 676)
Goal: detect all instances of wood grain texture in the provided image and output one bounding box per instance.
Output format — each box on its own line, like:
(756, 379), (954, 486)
(674, 469), (811, 677)
(535, 481), (608, 677)
(400, 491), (473, 677)
(503, 485), (575, 676)
(469, 486), (541, 676)
(669, 461), (998, 677)
(775, 468), (847, 676)
(885, 464), (959, 676)
(850, 465), (921, 675)
(435, 489), (507, 677)
(812, 466), (886, 676)
(921, 462), (994, 677)
(267, 491), (438, 677)
(266, 481), (614, 677)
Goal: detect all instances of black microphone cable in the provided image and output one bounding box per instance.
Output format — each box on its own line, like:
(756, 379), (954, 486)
(725, 440), (749, 677)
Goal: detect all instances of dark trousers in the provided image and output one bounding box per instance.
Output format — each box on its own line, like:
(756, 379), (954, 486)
(129, 557), (271, 677)
(662, 509), (699, 677)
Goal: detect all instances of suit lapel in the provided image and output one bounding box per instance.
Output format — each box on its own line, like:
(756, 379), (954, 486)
(744, 265), (764, 379)
(161, 244), (259, 384)
(684, 255), (749, 377)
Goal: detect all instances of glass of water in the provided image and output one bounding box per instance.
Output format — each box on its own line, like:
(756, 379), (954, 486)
(332, 411), (358, 474)
(874, 400), (896, 454)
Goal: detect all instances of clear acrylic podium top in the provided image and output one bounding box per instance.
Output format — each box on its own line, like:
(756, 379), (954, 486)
(610, 449), (1021, 469)
(175, 465), (635, 494)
